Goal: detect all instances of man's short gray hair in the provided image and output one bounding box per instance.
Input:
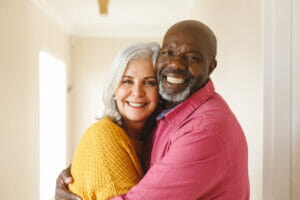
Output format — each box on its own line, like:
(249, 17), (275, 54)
(102, 42), (160, 125)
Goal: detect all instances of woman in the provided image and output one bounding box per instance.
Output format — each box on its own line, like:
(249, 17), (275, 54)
(68, 42), (160, 200)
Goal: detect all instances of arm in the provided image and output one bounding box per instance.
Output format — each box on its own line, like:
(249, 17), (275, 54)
(55, 166), (82, 200)
(111, 129), (228, 200)
(69, 119), (144, 199)
(56, 118), (144, 200)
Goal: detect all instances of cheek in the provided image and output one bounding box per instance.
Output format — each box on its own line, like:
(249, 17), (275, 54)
(156, 58), (167, 71)
(146, 88), (159, 105)
(115, 87), (129, 100)
(190, 65), (209, 79)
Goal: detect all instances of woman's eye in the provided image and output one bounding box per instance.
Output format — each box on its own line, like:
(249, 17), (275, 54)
(122, 80), (133, 85)
(144, 80), (157, 86)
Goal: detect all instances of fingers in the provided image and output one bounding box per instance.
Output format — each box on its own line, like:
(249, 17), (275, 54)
(55, 177), (82, 200)
(55, 166), (82, 200)
(61, 165), (73, 184)
(55, 188), (82, 200)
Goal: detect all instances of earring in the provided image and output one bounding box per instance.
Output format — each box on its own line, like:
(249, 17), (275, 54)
(113, 96), (117, 100)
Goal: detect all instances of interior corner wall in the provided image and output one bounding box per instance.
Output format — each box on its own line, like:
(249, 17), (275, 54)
(0, 1), (71, 199)
(191, 1), (262, 200)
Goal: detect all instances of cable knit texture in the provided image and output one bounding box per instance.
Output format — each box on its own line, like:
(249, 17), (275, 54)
(69, 117), (144, 200)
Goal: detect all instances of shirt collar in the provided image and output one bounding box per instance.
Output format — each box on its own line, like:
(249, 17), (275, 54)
(156, 109), (173, 120)
(159, 79), (215, 126)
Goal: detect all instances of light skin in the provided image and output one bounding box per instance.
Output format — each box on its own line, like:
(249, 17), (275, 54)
(55, 58), (158, 200)
(55, 20), (217, 200)
(115, 58), (159, 139)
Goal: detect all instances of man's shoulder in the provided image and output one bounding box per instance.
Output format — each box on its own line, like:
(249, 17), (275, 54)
(190, 92), (233, 121)
(178, 93), (241, 134)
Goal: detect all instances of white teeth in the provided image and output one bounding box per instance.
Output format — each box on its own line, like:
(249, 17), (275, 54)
(128, 102), (145, 107)
(166, 76), (185, 84)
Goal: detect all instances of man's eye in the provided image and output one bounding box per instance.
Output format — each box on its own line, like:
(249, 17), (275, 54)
(185, 55), (200, 61)
(161, 50), (173, 56)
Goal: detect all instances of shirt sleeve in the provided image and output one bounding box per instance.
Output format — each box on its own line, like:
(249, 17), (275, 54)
(110, 128), (228, 200)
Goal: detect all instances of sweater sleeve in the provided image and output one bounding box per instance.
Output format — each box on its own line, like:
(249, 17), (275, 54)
(69, 117), (144, 200)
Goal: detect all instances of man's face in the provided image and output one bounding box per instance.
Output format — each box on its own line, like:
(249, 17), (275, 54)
(156, 29), (215, 102)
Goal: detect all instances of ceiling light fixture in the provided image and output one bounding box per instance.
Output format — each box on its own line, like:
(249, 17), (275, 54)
(98, 0), (109, 14)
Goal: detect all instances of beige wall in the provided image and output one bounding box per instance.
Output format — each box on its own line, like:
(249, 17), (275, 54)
(70, 37), (161, 154)
(0, 0), (70, 199)
(2, 0), (298, 199)
(292, 0), (300, 198)
(192, 0), (262, 200)
(0, 0), (263, 199)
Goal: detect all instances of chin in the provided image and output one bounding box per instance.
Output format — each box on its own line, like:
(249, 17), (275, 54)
(126, 115), (149, 123)
(159, 83), (191, 102)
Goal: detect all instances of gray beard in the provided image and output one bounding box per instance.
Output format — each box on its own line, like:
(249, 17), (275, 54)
(159, 79), (194, 102)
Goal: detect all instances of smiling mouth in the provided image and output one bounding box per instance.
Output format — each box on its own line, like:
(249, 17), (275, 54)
(166, 76), (185, 84)
(127, 101), (147, 108)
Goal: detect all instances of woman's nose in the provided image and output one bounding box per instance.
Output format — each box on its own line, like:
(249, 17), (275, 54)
(132, 83), (145, 97)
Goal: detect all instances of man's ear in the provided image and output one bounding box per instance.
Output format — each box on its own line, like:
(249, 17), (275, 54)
(209, 60), (217, 75)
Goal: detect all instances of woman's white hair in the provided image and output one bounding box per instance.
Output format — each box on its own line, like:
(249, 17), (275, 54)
(102, 42), (160, 125)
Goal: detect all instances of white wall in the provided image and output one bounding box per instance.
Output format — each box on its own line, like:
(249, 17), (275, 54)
(191, 1), (262, 200)
(262, 0), (300, 199)
(70, 37), (160, 156)
(292, 0), (300, 198)
(0, 0), (71, 199)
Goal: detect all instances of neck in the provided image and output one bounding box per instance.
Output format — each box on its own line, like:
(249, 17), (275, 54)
(122, 120), (145, 140)
(165, 101), (181, 110)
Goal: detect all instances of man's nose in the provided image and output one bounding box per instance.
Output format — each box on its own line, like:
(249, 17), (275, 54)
(168, 55), (187, 70)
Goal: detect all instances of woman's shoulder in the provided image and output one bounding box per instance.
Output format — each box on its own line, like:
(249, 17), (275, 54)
(90, 117), (122, 132)
(83, 117), (126, 141)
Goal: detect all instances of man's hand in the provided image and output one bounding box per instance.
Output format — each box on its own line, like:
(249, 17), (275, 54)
(55, 165), (82, 200)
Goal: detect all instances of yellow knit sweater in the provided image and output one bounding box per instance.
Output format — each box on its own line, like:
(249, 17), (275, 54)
(69, 117), (144, 200)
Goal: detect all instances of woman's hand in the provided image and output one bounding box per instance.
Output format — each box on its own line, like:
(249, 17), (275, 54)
(55, 165), (82, 200)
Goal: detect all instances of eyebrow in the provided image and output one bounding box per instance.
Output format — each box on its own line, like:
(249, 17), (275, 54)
(122, 76), (156, 79)
(162, 44), (174, 49)
(162, 45), (202, 54)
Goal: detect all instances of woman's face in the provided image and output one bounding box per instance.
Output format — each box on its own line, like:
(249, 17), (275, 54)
(115, 58), (159, 125)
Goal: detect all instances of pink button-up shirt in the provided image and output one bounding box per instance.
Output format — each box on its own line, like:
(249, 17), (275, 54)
(112, 80), (250, 200)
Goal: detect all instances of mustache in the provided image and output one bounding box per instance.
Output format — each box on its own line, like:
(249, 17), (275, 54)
(160, 68), (193, 78)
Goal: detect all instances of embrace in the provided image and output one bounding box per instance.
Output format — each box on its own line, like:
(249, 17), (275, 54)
(55, 20), (250, 200)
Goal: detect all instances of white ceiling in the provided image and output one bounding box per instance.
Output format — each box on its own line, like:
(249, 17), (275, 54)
(30, 0), (196, 37)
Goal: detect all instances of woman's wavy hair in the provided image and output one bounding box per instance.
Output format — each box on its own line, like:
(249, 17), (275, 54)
(102, 42), (160, 125)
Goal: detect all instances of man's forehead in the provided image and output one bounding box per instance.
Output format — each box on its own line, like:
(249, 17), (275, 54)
(163, 30), (202, 43)
(162, 39), (202, 52)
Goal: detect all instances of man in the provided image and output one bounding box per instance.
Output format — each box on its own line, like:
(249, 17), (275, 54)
(56, 20), (250, 199)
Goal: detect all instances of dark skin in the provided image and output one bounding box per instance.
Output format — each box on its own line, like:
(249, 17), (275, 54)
(157, 20), (217, 109)
(55, 20), (217, 200)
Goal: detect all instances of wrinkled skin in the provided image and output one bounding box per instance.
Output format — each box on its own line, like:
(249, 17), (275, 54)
(55, 20), (217, 200)
(156, 20), (217, 107)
